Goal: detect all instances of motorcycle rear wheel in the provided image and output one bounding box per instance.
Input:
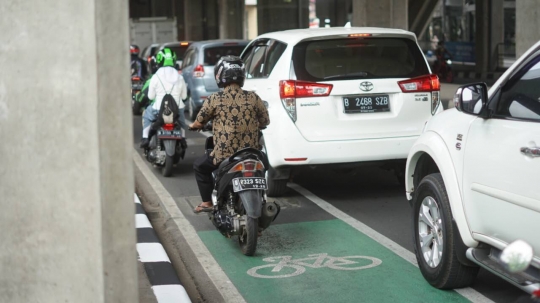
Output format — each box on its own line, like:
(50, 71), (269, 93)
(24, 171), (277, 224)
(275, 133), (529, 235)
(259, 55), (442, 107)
(239, 217), (258, 256)
(162, 155), (174, 177)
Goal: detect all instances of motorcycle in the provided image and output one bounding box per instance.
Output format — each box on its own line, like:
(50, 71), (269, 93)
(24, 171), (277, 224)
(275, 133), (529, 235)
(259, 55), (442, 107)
(143, 119), (187, 177)
(194, 125), (281, 256)
(435, 56), (454, 83)
(131, 75), (144, 115)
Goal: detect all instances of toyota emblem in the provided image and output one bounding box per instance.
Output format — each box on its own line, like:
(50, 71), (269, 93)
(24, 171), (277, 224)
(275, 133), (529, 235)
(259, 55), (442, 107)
(359, 81), (374, 92)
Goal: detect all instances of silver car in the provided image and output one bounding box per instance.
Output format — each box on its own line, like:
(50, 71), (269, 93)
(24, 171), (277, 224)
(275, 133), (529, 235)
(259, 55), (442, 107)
(180, 40), (249, 120)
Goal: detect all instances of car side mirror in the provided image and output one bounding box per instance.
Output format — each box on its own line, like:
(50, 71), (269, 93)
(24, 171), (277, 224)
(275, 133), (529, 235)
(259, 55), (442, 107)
(453, 82), (488, 116)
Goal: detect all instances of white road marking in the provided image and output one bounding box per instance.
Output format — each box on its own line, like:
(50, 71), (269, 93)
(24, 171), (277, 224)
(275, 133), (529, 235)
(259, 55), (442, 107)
(133, 150), (246, 303)
(288, 182), (495, 303)
(136, 213), (152, 228)
(137, 243), (171, 263)
(152, 285), (191, 303)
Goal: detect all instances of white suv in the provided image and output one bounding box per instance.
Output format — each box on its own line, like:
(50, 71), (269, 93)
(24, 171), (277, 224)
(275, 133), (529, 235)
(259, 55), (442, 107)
(405, 41), (540, 293)
(241, 27), (441, 196)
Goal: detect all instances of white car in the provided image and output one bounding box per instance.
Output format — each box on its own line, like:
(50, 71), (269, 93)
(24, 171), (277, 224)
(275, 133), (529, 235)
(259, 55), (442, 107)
(405, 41), (540, 293)
(241, 27), (442, 196)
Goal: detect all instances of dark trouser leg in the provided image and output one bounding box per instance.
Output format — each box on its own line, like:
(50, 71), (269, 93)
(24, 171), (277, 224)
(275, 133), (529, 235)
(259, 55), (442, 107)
(193, 154), (218, 202)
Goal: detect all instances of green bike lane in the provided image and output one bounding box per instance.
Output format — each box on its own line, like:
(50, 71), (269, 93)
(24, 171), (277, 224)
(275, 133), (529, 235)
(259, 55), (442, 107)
(132, 117), (481, 303)
(199, 217), (469, 303)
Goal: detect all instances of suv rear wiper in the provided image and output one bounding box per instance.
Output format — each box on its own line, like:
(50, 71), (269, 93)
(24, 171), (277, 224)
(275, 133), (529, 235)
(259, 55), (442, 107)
(324, 72), (369, 80)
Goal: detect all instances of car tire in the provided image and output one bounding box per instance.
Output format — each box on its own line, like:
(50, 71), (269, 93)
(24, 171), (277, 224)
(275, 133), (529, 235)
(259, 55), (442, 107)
(266, 168), (288, 197)
(413, 173), (479, 289)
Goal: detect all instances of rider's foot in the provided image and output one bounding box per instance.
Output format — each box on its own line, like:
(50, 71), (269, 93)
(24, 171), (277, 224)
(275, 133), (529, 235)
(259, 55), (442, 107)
(193, 202), (213, 214)
(139, 138), (149, 148)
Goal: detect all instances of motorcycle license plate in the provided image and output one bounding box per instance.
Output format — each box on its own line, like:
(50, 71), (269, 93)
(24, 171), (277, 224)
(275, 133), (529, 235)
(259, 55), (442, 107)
(232, 177), (267, 192)
(157, 130), (182, 138)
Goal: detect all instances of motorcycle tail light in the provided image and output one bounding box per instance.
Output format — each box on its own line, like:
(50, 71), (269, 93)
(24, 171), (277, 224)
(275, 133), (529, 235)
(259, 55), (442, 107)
(163, 123), (174, 131)
(228, 160), (264, 174)
(243, 171), (254, 177)
(229, 163), (243, 172)
(244, 161), (256, 171)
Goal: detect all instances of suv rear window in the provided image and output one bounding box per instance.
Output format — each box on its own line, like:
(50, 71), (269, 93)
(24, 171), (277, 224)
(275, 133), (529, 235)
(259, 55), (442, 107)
(292, 38), (429, 81)
(168, 45), (189, 60)
(204, 46), (246, 66)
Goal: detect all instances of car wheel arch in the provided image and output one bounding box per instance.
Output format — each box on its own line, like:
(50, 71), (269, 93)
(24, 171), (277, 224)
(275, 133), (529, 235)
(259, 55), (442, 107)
(406, 132), (478, 248)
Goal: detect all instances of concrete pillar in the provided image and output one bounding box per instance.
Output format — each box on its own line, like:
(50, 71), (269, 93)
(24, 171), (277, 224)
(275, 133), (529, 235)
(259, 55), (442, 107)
(351, 0), (408, 30)
(219, 0), (245, 39)
(257, 0), (310, 35)
(0, 0), (137, 302)
(476, 0), (505, 72)
(516, 0), (540, 57)
(184, 0), (204, 40)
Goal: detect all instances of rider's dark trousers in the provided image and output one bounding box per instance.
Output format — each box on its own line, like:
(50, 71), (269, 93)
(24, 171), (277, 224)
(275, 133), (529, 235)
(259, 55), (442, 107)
(193, 154), (218, 202)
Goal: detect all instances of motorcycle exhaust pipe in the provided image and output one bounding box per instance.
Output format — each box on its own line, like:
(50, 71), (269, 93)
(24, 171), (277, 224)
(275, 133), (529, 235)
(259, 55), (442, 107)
(258, 201), (280, 230)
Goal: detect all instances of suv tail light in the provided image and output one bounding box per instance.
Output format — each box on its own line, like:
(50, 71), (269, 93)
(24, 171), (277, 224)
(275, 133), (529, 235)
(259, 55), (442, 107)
(279, 80), (333, 122)
(193, 64), (205, 78)
(398, 74), (441, 115)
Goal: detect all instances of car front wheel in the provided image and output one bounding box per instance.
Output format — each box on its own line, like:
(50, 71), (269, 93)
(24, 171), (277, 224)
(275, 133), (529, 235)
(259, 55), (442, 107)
(413, 173), (479, 289)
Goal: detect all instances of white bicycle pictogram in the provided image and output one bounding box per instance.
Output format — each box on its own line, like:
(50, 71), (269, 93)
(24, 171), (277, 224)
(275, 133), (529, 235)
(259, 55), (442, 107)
(247, 253), (382, 279)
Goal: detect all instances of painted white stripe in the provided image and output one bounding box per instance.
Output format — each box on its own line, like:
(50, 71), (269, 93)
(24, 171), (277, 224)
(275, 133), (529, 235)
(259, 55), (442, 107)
(152, 285), (191, 303)
(136, 214), (152, 228)
(135, 193), (141, 204)
(288, 182), (495, 303)
(137, 243), (171, 263)
(133, 150), (246, 303)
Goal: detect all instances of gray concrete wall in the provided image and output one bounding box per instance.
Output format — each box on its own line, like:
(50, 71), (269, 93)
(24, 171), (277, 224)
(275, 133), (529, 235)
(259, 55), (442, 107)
(516, 0), (540, 57)
(0, 0), (137, 302)
(352, 0), (408, 30)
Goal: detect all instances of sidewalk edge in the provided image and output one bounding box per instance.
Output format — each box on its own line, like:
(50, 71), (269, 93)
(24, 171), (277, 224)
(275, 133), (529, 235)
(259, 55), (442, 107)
(133, 150), (246, 303)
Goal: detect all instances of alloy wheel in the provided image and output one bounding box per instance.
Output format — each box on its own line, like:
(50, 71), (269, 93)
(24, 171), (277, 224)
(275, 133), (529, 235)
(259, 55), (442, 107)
(418, 196), (444, 268)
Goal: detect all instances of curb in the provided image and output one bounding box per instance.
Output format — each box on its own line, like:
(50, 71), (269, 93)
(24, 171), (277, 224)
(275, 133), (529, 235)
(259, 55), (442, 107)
(135, 193), (192, 303)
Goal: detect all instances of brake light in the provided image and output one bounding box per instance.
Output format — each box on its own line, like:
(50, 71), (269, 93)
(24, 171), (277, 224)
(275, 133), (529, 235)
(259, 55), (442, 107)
(228, 160), (265, 174)
(180, 42), (190, 46)
(398, 74), (441, 115)
(132, 76), (141, 81)
(279, 80), (333, 122)
(193, 64), (205, 78)
(284, 158), (308, 162)
(163, 123), (174, 131)
(348, 33), (372, 38)
(398, 74), (439, 92)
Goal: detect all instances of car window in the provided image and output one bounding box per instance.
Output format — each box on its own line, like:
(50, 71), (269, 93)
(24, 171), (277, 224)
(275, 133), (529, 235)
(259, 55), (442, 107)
(203, 45), (247, 66)
(292, 37), (429, 81)
(182, 49), (195, 68)
(496, 57), (540, 121)
(243, 39), (286, 79)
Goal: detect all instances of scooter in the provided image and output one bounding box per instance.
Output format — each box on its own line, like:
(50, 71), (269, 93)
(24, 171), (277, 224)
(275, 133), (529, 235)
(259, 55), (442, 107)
(192, 125), (280, 256)
(143, 118), (187, 177)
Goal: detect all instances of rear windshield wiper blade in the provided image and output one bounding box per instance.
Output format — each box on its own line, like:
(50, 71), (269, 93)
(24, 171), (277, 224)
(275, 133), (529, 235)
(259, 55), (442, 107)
(323, 72), (369, 80)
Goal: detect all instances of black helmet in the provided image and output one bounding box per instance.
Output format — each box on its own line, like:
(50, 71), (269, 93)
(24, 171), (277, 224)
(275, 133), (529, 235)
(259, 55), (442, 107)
(214, 56), (245, 88)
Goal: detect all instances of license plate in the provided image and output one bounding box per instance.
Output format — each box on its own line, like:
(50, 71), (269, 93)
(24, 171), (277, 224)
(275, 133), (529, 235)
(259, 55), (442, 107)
(232, 177), (267, 192)
(343, 95), (390, 113)
(157, 130), (182, 138)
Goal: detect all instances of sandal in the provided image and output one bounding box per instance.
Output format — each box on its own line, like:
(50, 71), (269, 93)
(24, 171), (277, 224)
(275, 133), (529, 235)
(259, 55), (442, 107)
(193, 204), (213, 214)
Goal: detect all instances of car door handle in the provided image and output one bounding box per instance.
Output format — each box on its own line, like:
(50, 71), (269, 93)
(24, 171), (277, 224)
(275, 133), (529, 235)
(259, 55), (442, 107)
(520, 147), (540, 157)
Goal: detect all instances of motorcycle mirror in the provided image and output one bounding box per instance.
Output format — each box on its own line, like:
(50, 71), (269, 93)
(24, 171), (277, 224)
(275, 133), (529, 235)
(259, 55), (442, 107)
(500, 240), (534, 273)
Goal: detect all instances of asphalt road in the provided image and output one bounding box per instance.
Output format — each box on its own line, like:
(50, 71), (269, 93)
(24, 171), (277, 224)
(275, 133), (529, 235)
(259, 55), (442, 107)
(132, 82), (531, 303)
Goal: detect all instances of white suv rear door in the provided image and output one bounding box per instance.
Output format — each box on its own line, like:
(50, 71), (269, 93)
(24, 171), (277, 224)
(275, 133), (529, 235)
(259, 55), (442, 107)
(288, 36), (438, 142)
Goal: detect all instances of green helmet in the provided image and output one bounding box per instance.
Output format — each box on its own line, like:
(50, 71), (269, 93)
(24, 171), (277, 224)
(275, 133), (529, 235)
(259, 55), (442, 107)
(156, 48), (177, 67)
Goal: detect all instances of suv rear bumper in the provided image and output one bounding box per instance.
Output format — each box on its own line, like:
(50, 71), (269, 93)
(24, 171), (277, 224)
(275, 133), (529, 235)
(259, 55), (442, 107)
(265, 133), (418, 168)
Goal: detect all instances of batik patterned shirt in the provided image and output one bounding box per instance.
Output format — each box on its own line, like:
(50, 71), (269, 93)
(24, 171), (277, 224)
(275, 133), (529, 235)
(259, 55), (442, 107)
(196, 84), (270, 165)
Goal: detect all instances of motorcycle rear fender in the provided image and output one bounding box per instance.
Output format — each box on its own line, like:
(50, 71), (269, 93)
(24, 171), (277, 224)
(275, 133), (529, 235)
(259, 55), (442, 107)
(162, 140), (177, 157)
(238, 190), (264, 218)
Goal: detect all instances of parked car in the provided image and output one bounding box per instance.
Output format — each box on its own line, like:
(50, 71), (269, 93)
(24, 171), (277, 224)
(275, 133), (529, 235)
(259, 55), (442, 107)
(157, 41), (192, 68)
(241, 27), (441, 196)
(405, 41), (540, 294)
(181, 39), (249, 120)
